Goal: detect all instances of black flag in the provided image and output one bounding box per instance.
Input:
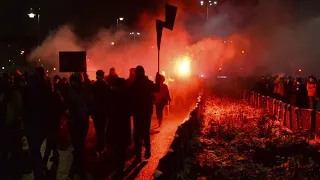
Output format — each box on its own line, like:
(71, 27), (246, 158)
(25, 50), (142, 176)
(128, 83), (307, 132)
(156, 20), (165, 51)
(155, 4), (177, 91)
(164, 4), (177, 30)
(156, 4), (177, 50)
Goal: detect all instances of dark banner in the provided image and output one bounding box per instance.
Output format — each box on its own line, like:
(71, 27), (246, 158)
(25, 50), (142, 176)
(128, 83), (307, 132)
(59, 51), (86, 72)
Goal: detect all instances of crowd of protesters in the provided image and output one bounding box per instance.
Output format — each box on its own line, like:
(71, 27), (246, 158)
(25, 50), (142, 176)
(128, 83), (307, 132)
(0, 65), (172, 180)
(248, 75), (320, 110)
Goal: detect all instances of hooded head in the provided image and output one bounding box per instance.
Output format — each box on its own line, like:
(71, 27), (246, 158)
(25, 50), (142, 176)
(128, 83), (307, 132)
(35, 67), (45, 79)
(54, 75), (61, 84)
(70, 72), (83, 89)
(109, 67), (117, 77)
(136, 65), (145, 78)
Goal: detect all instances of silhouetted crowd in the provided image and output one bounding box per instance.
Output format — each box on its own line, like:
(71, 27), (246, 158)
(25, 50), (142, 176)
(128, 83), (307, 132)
(0, 65), (172, 180)
(250, 75), (319, 110)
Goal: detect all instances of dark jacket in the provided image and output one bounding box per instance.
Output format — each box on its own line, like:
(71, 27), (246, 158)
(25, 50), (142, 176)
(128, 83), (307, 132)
(130, 75), (156, 115)
(67, 73), (92, 123)
(25, 72), (52, 129)
(91, 79), (111, 118)
(47, 90), (64, 133)
(106, 74), (119, 87)
(106, 78), (131, 147)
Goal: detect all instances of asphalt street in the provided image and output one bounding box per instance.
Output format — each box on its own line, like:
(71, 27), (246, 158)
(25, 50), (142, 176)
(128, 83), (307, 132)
(21, 105), (194, 180)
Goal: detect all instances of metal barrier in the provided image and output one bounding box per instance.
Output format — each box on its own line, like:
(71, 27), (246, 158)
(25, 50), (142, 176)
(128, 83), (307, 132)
(315, 111), (320, 138)
(284, 104), (291, 129)
(245, 91), (318, 139)
(153, 93), (203, 180)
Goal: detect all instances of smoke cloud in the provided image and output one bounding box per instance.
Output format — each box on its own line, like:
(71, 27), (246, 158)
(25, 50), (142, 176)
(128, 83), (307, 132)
(28, 0), (320, 79)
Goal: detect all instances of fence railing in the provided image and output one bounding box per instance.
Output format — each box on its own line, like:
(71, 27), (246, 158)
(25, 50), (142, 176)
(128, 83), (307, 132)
(153, 93), (203, 180)
(243, 90), (319, 139)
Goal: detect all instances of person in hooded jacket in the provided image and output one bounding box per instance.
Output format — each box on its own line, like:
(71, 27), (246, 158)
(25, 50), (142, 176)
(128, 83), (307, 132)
(273, 76), (285, 101)
(24, 67), (52, 180)
(154, 75), (171, 127)
(42, 81), (64, 167)
(284, 78), (293, 104)
(67, 72), (92, 180)
(106, 77), (131, 178)
(130, 66), (159, 161)
(59, 77), (69, 100)
(53, 75), (61, 90)
(105, 67), (119, 88)
(0, 73), (23, 180)
(294, 78), (308, 108)
(91, 70), (111, 156)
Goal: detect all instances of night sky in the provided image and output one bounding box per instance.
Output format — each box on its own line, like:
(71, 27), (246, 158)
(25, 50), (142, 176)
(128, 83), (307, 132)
(1, 0), (320, 42)
(0, 0), (158, 41)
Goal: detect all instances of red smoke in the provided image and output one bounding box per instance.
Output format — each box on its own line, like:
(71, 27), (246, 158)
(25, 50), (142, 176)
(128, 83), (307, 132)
(28, 1), (253, 79)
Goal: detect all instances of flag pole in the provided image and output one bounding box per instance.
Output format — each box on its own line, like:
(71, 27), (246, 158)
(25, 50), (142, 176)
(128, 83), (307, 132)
(157, 49), (160, 73)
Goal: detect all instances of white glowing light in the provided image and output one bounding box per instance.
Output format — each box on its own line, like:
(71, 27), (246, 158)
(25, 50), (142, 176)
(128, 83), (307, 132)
(1, 67), (4, 70)
(53, 68), (56, 71)
(119, 17), (124, 21)
(111, 42), (115, 45)
(200, 1), (204, 5)
(20, 50), (24, 55)
(176, 56), (191, 77)
(28, 12), (36, 18)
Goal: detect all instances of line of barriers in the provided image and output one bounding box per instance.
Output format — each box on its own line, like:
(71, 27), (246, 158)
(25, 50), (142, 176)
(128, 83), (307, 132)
(152, 93), (203, 180)
(243, 90), (320, 139)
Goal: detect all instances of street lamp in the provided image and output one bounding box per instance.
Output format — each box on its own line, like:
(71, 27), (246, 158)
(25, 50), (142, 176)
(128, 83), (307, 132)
(117, 17), (124, 28)
(200, 0), (218, 20)
(130, 32), (140, 41)
(28, 8), (40, 44)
